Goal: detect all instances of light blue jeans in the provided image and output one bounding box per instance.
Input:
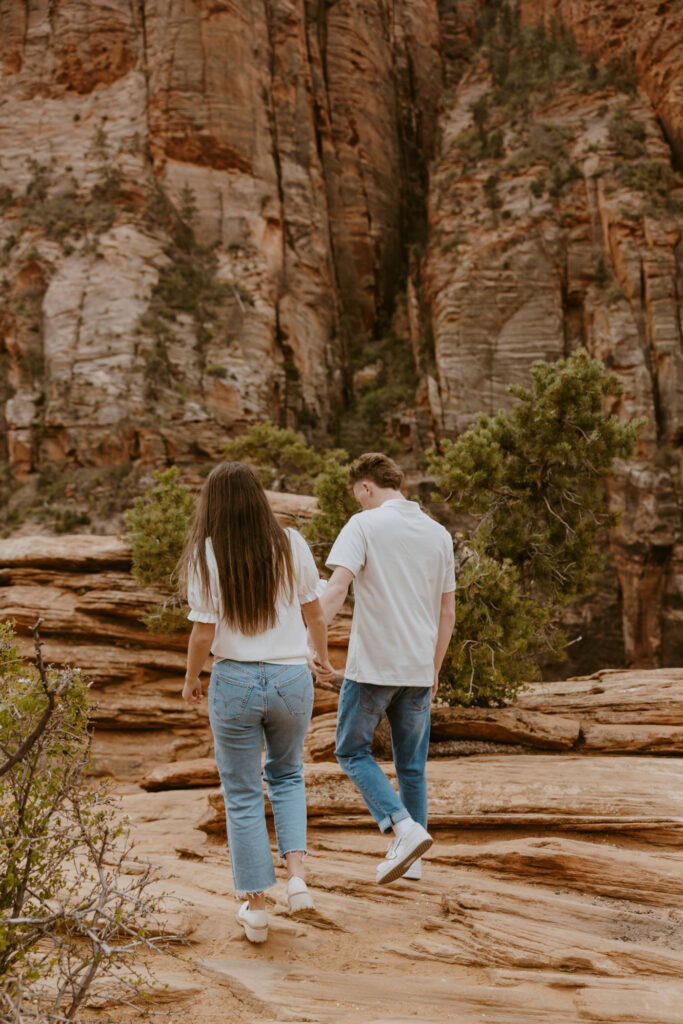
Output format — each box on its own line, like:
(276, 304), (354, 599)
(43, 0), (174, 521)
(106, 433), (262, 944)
(208, 659), (314, 894)
(335, 679), (432, 833)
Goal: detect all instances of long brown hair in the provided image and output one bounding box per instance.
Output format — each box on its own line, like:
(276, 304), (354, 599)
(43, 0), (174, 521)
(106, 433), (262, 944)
(178, 461), (294, 635)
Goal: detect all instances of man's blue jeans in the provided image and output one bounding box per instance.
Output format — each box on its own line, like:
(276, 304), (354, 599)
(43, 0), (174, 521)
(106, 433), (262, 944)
(208, 659), (314, 894)
(335, 679), (431, 833)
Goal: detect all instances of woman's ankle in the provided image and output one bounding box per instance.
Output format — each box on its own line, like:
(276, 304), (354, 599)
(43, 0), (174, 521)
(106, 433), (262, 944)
(247, 891), (266, 912)
(285, 850), (306, 880)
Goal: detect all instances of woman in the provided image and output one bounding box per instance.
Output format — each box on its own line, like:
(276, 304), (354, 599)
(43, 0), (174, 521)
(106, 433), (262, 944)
(179, 461), (334, 943)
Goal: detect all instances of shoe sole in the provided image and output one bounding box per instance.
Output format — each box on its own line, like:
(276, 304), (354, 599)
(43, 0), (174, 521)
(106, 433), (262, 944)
(237, 914), (268, 943)
(376, 837), (433, 885)
(288, 891), (316, 914)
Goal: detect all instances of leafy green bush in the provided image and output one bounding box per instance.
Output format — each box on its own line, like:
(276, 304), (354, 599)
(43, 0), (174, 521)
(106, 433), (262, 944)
(437, 547), (549, 705)
(222, 422), (339, 493)
(125, 467), (196, 586)
(0, 623), (163, 1021)
(428, 349), (643, 702)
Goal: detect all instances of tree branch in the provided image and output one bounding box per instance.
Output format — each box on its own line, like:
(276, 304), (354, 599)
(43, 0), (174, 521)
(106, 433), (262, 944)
(0, 620), (70, 780)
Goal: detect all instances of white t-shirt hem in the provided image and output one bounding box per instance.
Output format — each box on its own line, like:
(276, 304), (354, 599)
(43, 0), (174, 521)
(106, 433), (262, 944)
(345, 674), (433, 687)
(214, 655), (308, 666)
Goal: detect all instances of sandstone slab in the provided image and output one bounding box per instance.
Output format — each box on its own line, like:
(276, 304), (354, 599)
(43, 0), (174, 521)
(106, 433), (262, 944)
(517, 668), (683, 725)
(197, 756), (683, 844)
(0, 534), (131, 570)
(430, 705), (581, 749)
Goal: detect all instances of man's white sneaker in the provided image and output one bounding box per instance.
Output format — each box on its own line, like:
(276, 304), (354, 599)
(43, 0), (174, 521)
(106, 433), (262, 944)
(236, 901), (268, 943)
(376, 853), (423, 880)
(402, 857), (422, 880)
(375, 823), (432, 884)
(287, 876), (315, 914)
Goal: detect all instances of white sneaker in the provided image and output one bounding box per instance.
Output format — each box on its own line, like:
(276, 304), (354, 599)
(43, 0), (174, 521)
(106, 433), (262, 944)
(376, 852), (423, 880)
(375, 822), (433, 884)
(287, 876), (315, 914)
(402, 857), (422, 880)
(236, 901), (268, 943)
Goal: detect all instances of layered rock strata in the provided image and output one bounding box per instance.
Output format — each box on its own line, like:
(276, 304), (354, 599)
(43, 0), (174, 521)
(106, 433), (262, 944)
(425, 11), (683, 670)
(0, 0), (441, 473)
(2, 532), (681, 780)
(0, 0), (681, 672)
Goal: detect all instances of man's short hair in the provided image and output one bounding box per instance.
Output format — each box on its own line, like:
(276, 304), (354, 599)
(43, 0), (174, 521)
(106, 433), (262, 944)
(348, 452), (404, 490)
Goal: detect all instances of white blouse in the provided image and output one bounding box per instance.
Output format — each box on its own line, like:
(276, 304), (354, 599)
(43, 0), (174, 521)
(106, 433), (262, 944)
(187, 528), (319, 665)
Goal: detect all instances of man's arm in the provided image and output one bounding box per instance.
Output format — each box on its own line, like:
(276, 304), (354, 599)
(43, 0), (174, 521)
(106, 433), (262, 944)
(182, 621), (215, 705)
(432, 590), (456, 697)
(319, 566), (354, 625)
(301, 597), (335, 681)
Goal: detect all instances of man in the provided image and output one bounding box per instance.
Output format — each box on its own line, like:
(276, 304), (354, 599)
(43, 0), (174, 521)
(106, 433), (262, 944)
(315, 453), (456, 884)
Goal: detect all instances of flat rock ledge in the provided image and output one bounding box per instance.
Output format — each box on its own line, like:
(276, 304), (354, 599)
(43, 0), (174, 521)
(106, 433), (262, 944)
(139, 756), (683, 848)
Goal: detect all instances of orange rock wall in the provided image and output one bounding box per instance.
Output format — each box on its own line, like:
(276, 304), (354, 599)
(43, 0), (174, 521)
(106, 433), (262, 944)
(0, 0), (681, 670)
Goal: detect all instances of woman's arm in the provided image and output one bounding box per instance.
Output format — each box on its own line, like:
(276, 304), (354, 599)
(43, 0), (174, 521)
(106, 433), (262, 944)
(182, 621), (215, 705)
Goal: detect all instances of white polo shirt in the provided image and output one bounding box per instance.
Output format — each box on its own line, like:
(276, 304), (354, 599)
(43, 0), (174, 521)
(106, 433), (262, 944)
(326, 499), (456, 686)
(187, 528), (319, 664)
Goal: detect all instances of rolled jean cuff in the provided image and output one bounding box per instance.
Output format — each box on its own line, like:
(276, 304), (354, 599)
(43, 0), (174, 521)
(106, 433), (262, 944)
(278, 847), (308, 863)
(235, 881), (276, 899)
(378, 808), (411, 834)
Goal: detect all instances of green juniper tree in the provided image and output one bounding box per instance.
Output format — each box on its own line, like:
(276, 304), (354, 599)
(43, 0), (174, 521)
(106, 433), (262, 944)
(428, 348), (643, 703)
(125, 467), (196, 635)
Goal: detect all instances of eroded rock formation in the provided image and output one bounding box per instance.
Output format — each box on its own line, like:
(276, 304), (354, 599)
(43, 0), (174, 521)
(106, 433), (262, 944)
(0, 0), (681, 669)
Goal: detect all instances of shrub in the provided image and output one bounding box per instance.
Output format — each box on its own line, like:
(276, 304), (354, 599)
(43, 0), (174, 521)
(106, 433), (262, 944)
(0, 622), (164, 1021)
(206, 363), (227, 378)
(605, 281), (625, 305)
(437, 547), (549, 705)
(20, 344), (44, 381)
(0, 187), (14, 212)
(126, 467), (196, 586)
(222, 422), (330, 493)
(595, 257), (609, 288)
(608, 108), (647, 160)
(428, 349), (643, 702)
(483, 173), (503, 210)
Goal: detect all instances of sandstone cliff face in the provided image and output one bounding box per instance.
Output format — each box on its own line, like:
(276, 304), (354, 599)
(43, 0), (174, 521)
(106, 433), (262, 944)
(0, 0), (681, 670)
(424, 2), (683, 669)
(0, 0), (441, 471)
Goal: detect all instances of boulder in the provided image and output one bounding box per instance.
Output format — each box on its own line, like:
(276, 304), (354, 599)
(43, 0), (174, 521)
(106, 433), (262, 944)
(581, 722), (683, 754)
(142, 757), (220, 791)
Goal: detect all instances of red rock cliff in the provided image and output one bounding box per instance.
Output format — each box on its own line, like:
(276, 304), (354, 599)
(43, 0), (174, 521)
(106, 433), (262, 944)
(0, 0), (681, 670)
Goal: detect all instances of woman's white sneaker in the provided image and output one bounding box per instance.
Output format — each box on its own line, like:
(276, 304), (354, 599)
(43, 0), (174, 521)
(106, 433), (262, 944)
(236, 901), (268, 943)
(287, 876), (315, 913)
(375, 822), (432, 884)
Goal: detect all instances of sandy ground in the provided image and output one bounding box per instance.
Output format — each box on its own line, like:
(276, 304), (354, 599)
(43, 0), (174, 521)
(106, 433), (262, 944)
(79, 771), (683, 1024)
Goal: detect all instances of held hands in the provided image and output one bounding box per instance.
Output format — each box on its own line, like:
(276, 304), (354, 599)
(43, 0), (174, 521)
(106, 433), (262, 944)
(182, 675), (203, 706)
(307, 643), (337, 690)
